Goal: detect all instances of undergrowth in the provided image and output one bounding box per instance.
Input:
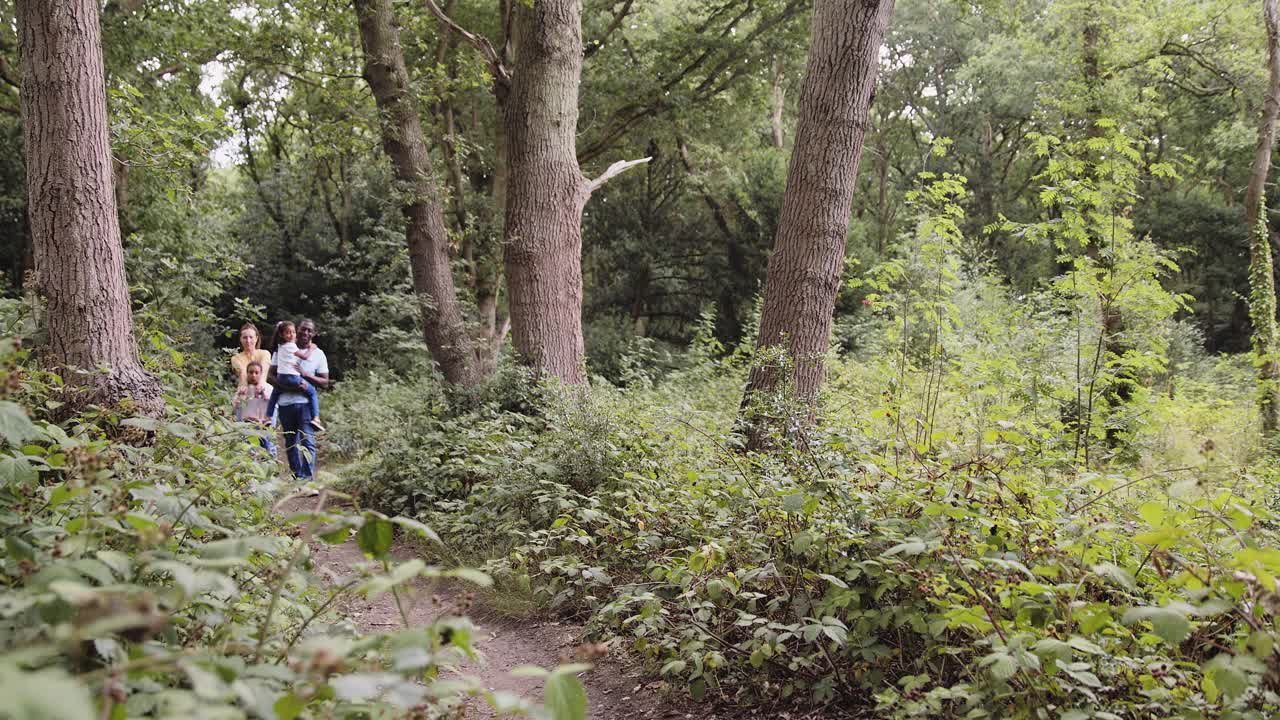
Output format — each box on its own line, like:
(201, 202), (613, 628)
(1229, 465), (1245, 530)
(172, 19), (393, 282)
(0, 333), (587, 720)
(334, 270), (1280, 719)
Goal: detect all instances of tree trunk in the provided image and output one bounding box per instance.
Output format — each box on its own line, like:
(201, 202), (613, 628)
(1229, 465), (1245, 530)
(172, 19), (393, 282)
(18, 0), (162, 415)
(355, 0), (482, 387)
(501, 0), (590, 383)
(741, 0), (895, 449)
(1248, 0), (1280, 437)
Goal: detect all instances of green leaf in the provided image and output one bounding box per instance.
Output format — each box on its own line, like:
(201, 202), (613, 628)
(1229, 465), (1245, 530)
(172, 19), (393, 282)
(356, 517), (393, 559)
(273, 693), (308, 720)
(1092, 563), (1136, 592)
(119, 417), (158, 432)
(1137, 501), (1166, 527)
(0, 456), (37, 487)
(660, 660), (686, 676)
(446, 567), (493, 587)
(1031, 638), (1071, 663)
(781, 493), (806, 513)
(1122, 605), (1192, 645)
(0, 402), (36, 447)
(361, 560), (426, 598)
(391, 516), (440, 544)
(883, 540), (927, 557)
(544, 667), (588, 720)
(0, 665), (95, 720)
(817, 573), (848, 589)
(980, 651), (1017, 680)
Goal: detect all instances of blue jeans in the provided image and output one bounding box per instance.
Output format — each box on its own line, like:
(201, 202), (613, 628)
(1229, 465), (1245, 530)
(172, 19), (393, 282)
(266, 374), (319, 420)
(256, 433), (277, 458)
(277, 403), (316, 479)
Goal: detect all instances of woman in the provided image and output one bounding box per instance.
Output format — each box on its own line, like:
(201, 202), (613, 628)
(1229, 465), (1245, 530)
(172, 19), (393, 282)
(230, 323), (272, 399)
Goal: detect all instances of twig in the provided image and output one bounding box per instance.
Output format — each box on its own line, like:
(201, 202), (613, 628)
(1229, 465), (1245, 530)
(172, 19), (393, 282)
(256, 489), (330, 660)
(1068, 465), (1198, 514)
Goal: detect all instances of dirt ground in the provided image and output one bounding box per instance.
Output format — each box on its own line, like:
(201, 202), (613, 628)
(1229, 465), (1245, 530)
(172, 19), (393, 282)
(280, 493), (730, 719)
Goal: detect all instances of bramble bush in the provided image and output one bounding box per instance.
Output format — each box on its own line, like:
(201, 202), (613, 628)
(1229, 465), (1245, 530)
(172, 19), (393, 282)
(335, 258), (1278, 718)
(0, 332), (587, 720)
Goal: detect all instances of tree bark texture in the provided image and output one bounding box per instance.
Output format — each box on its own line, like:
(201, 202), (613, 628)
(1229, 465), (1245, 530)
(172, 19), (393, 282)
(18, 0), (162, 414)
(742, 0), (895, 448)
(356, 0), (482, 387)
(1248, 0), (1280, 436)
(502, 0), (589, 384)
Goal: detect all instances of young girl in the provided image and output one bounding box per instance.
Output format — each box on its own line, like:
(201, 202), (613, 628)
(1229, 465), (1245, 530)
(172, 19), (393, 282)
(266, 321), (325, 431)
(233, 361), (277, 455)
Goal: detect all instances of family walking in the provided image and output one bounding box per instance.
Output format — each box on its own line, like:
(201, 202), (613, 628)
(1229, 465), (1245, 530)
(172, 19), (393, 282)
(230, 318), (330, 481)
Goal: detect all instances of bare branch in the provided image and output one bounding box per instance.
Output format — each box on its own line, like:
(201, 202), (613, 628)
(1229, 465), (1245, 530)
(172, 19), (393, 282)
(422, 0), (510, 85)
(586, 156), (651, 194)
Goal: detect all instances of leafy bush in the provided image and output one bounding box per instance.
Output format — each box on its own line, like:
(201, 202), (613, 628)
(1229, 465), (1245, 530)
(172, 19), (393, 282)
(337, 257), (1279, 717)
(0, 341), (584, 720)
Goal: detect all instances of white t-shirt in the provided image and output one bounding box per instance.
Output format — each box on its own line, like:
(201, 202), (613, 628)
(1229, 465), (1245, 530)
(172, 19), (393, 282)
(271, 344), (329, 407)
(275, 342), (304, 375)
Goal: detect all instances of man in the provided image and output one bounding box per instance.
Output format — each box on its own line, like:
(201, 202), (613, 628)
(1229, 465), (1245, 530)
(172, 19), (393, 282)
(269, 318), (329, 480)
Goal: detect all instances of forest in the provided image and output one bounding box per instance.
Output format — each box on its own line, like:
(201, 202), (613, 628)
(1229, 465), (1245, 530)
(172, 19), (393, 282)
(2, 0), (1280, 717)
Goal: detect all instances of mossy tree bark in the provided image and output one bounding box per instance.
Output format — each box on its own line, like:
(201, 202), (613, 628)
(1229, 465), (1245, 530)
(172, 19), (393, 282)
(356, 0), (483, 387)
(1247, 0), (1280, 437)
(18, 0), (162, 415)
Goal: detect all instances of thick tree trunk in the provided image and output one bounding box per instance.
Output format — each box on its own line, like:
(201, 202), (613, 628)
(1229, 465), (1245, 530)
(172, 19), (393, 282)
(1248, 0), (1280, 437)
(501, 0), (590, 383)
(355, 0), (482, 387)
(741, 0), (895, 449)
(18, 0), (161, 415)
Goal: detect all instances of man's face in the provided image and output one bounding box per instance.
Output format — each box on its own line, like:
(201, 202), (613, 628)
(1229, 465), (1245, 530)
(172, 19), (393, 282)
(298, 321), (316, 348)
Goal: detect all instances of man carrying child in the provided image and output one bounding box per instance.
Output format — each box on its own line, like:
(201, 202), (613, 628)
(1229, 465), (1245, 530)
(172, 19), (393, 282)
(269, 318), (329, 481)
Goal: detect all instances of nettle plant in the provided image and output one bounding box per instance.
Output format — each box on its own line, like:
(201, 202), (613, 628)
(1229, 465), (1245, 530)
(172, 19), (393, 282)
(0, 341), (586, 720)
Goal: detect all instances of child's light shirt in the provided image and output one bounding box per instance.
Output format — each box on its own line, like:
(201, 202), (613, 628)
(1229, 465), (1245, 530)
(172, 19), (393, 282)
(276, 342), (304, 375)
(240, 384), (273, 422)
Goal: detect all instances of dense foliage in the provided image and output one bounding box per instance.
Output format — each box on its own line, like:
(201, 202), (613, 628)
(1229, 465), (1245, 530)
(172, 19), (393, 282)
(0, 312), (587, 719)
(5, 0), (1280, 717)
(329, 259), (1280, 717)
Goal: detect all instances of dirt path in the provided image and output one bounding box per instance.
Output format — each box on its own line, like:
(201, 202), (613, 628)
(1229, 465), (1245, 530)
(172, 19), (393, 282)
(282, 496), (719, 719)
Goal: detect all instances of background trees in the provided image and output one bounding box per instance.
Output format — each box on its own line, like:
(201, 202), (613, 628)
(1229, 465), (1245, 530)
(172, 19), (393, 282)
(1, 0), (1275, 416)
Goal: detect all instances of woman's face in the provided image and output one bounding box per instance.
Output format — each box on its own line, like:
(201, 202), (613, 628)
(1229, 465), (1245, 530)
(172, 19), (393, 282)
(240, 328), (257, 351)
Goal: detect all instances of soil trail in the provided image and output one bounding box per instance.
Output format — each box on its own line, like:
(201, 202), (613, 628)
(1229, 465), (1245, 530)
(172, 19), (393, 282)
(282, 496), (714, 719)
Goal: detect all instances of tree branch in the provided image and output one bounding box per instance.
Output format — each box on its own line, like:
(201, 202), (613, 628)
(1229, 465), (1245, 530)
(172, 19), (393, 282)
(586, 156), (651, 194)
(0, 55), (19, 89)
(421, 0), (510, 86)
(584, 0), (636, 58)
